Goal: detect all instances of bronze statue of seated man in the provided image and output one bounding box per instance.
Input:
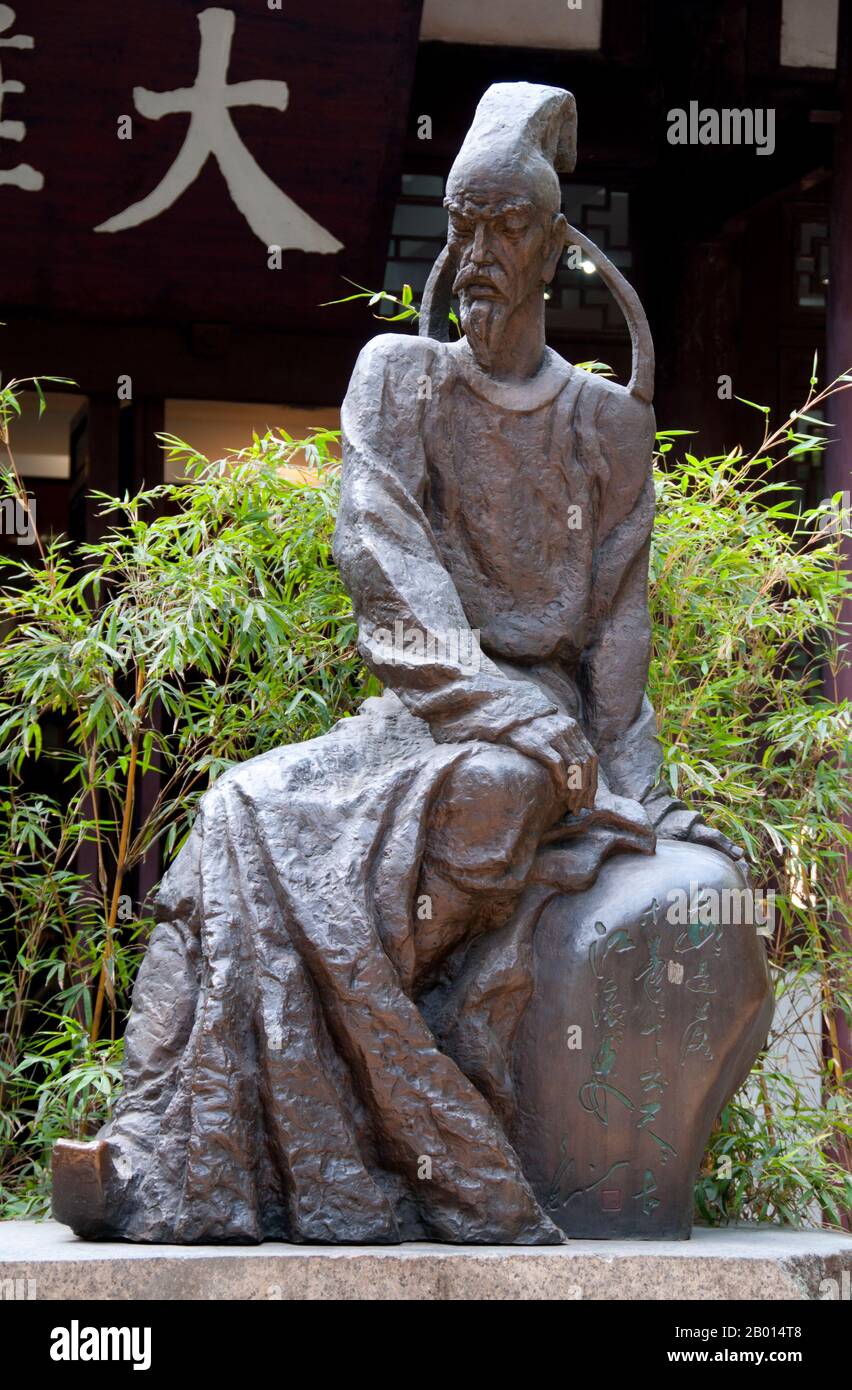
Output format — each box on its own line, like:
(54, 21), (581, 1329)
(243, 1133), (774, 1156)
(53, 82), (772, 1245)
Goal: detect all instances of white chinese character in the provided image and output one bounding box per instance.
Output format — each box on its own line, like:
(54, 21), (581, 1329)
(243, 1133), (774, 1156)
(95, 7), (342, 253)
(0, 3), (44, 190)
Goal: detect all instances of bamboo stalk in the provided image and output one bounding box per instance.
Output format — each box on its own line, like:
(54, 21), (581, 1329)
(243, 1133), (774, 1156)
(90, 666), (145, 1044)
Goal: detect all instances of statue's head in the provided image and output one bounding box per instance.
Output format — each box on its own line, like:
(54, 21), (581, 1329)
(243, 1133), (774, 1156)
(444, 83), (576, 371)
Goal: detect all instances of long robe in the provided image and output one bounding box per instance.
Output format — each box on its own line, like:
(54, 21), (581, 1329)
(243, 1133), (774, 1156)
(84, 336), (695, 1244)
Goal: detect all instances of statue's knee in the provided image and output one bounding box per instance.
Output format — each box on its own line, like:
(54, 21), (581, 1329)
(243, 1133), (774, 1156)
(426, 744), (553, 880)
(459, 743), (551, 811)
(436, 744), (550, 832)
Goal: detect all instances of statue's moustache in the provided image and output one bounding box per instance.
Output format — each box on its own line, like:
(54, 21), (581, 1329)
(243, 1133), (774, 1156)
(452, 268), (506, 298)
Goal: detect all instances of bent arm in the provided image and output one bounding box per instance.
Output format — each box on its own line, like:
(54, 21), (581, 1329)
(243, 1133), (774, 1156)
(580, 388), (742, 856)
(333, 337), (558, 743)
(582, 503), (662, 801)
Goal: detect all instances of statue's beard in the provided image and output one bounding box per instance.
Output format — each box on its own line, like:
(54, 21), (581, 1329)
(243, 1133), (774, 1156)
(459, 294), (511, 372)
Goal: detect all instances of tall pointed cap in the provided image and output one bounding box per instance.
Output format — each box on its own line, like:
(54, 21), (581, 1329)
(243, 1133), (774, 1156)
(445, 82), (577, 213)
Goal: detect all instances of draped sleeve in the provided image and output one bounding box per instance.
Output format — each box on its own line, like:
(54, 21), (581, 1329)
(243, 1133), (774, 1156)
(575, 375), (663, 800)
(575, 375), (704, 835)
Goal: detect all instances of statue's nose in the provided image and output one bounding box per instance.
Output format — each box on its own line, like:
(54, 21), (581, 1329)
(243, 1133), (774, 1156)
(471, 222), (492, 263)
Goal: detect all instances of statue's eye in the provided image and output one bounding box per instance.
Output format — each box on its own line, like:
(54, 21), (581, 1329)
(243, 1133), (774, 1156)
(500, 217), (528, 238)
(450, 217), (473, 238)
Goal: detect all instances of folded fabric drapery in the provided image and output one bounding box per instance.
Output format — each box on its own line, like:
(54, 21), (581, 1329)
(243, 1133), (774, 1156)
(90, 689), (654, 1243)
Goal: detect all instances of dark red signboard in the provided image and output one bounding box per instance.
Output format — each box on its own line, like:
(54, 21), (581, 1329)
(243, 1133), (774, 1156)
(0, 1), (423, 327)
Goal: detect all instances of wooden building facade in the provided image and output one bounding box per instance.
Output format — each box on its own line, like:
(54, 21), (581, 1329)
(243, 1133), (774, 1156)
(1, 1), (849, 540)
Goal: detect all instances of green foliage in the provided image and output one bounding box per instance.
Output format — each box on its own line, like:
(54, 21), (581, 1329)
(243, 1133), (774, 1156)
(0, 362), (850, 1228)
(323, 277), (462, 331)
(0, 421), (370, 1213)
(650, 388), (852, 1226)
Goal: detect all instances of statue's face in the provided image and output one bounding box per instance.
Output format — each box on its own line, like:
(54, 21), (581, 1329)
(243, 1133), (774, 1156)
(445, 169), (565, 370)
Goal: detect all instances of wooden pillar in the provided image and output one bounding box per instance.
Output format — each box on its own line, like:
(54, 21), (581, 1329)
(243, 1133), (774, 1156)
(658, 234), (742, 446)
(69, 395), (122, 544)
(825, 2), (852, 1220)
(827, 14), (852, 598)
(122, 396), (165, 497)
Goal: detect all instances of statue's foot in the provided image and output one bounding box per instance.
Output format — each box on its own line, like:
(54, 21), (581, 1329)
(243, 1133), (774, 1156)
(51, 1139), (120, 1239)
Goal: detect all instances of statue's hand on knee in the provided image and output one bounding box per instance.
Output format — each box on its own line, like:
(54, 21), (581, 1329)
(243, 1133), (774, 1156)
(501, 713), (598, 814)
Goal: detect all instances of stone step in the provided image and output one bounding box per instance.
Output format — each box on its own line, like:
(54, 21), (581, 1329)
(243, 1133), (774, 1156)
(1, 1221), (851, 1300)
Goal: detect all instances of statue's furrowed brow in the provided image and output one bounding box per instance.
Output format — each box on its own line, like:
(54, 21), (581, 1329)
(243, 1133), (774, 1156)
(444, 198), (537, 220)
